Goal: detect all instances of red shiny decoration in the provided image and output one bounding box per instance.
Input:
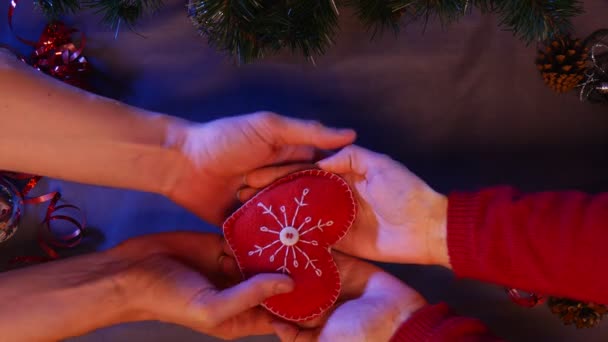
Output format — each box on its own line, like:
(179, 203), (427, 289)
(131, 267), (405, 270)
(8, 0), (90, 89)
(506, 288), (547, 308)
(1, 173), (86, 263)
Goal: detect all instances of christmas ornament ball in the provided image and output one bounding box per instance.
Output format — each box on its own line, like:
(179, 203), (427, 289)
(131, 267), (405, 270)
(0, 177), (23, 243)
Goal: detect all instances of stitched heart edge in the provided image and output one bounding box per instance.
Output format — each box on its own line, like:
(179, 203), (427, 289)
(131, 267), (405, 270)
(223, 168), (357, 321)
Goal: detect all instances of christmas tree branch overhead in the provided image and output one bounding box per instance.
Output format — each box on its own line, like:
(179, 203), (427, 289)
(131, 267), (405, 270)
(34, 0), (584, 62)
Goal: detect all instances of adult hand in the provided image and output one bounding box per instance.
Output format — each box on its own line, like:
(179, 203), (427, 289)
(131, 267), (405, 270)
(238, 145), (449, 268)
(106, 232), (295, 339)
(166, 112), (356, 225)
(271, 253), (427, 342)
(0, 232), (294, 341)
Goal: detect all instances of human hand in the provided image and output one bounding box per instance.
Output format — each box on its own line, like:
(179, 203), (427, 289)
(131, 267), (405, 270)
(104, 232), (295, 340)
(271, 253), (427, 342)
(0, 232), (293, 341)
(317, 145), (449, 267)
(238, 145), (449, 268)
(165, 112), (356, 225)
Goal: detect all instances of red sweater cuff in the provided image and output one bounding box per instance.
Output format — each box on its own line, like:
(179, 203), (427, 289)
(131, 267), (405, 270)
(390, 303), (451, 342)
(447, 192), (484, 279)
(391, 303), (497, 342)
(447, 189), (522, 283)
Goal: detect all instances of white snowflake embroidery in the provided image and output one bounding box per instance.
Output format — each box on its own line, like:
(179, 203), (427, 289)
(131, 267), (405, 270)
(248, 188), (334, 277)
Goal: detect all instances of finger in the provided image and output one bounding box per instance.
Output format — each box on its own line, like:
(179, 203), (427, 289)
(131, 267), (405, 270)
(272, 321), (299, 342)
(141, 232), (224, 273)
(212, 307), (277, 338)
(265, 114), (356, 149)
(272, 321), (300, 342)
(317, 145), (385, 175)
(275, 146), (316, 163)
(244, 163), (315, 188)
(237, 187), (259, 203)
(221, 238), (235, 256)
(331, 251), (380, 298)
(206, 273), (295, 324)
(313, 149), (333, 162)
(272, 321), (319, 342)
(274, 147), (333, 164)
(218, 255), (240, 278)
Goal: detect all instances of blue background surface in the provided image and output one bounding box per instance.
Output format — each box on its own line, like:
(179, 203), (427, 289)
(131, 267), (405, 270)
(1, 0), (608, 340)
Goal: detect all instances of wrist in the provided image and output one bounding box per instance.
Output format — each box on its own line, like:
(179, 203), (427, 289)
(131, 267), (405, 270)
(87, 251), (151, 323)
(394, 296), (428, 330)
(142, 113), (192, 197)
(427, 193), (450, 269)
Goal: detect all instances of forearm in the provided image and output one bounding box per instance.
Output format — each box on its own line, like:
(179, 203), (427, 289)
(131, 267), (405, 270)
(0, 48), (187, 194)
(447, 187), (608, 303)
(0, 253), (133, 341)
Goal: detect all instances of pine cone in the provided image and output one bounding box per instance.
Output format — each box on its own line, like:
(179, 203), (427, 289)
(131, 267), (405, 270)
(548, 297), (608, 329)
(536, 37), (589, 93)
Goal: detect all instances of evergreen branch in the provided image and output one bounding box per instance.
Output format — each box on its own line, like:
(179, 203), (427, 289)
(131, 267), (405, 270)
(35, 0), (81, 19)
(393, 0), (468, 27)
(348, 0), (402, 36)
(351, 0), (469, 37)
(30, 0), (587, 63)
(188, 0), (339, 63)
(487, 0), (583, 43)
(84, 0), (164, 30)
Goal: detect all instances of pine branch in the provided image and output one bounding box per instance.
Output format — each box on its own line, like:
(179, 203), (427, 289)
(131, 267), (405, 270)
(188, 0), (339, 63)
(483, 0), (583, 43)
(394, 0), (468, 26)
(348, 0), (401, 36)
(351, 0), (469, 37)
(31, 0), (587, 63)
(85, 0), (163, 30)
(35, 0), (80, 18)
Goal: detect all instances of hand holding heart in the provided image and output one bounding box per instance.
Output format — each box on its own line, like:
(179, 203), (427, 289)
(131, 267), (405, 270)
(225, 145), (445, 339)
(272, 253), (426, 342)
(223, 169), (356, 321)
(241, 145), (450, 268)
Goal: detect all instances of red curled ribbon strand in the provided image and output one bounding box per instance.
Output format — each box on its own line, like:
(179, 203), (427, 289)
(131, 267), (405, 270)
(506, 288), (547, 308)
(2, 173), (86, 263)
(7, 0), (90, 89)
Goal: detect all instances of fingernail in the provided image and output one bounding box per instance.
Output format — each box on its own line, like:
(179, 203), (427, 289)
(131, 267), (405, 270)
(274, 280), (295, 295)
(218, 255), (225, 266)
(338, 128), (355, 135)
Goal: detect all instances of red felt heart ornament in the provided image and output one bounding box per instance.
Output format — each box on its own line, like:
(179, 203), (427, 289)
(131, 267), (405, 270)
(223, 169), (357, 321)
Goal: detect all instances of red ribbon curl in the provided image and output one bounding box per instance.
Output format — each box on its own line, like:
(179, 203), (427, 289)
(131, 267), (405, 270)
(7, 0), (90, 88)
(1, 173), (86, 263)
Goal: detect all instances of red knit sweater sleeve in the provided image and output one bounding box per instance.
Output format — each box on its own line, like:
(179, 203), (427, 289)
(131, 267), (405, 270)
(448, 187), (608, 303)
(390, 303), (499, 342)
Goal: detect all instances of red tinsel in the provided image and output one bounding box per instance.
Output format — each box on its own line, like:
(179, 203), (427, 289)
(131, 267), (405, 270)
(8, 0), (90, 89)
(1, 173), (85, 263)
(506, 288), (547, 308)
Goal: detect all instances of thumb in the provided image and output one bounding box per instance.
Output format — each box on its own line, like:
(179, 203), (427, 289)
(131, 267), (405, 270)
(272, 321), (301, 342)
(267, 115), (356, 149)
(317, 145), (379, 175)
(205, 273), (294, 324)
(272, 321), (319, 342)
